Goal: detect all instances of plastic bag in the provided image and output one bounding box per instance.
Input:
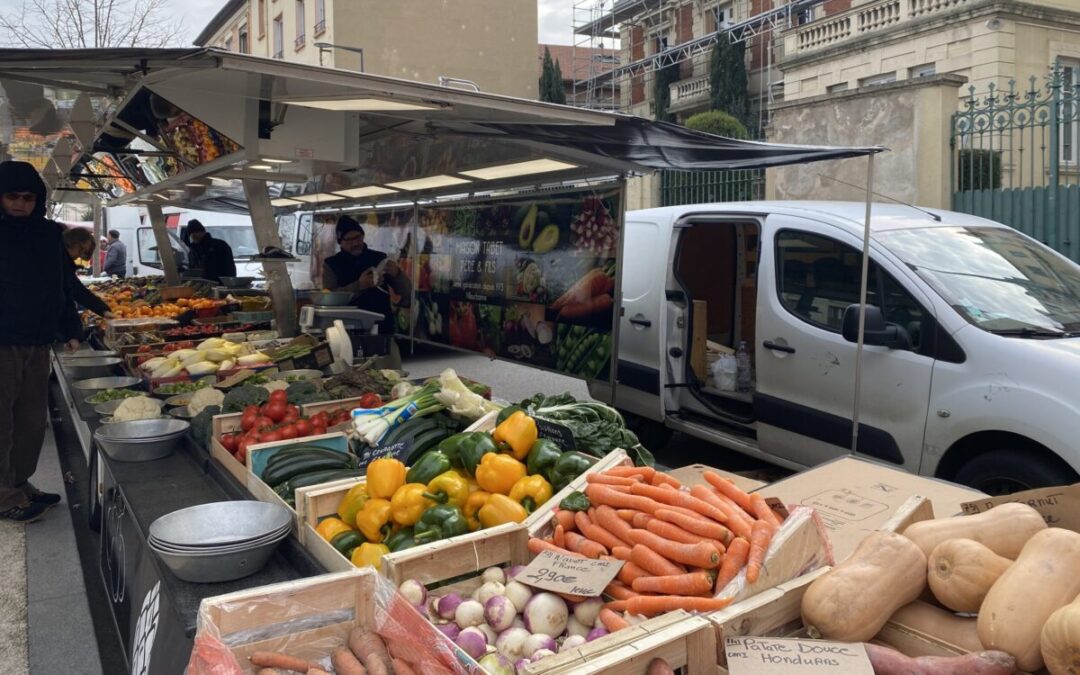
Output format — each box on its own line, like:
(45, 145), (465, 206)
(186, 568), (474, 675)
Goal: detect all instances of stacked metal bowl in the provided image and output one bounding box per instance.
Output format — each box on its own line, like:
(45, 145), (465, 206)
(148, 501), (291, 583)
(93, 418), (189, 462)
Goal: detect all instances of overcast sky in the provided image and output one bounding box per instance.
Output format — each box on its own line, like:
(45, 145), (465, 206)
(0, 0), (576, 46)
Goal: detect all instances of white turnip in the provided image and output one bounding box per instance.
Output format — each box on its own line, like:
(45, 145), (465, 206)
(485, 595), (517, 632)
(504, 580), (533, 613)
(482, 566), (506, 585)
(437, 593), (463, 621)
(478, 581), (506, 605)
(455, 627), (488, 660)
(455, 599), (485, 629)
(524, 593), (569, 638)
(522, 634), (556, 658)
(496, 627), (532, 661)
(573, 598), (603, 627)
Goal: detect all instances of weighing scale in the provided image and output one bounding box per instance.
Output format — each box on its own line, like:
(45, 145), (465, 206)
(298, 305), (387, 371)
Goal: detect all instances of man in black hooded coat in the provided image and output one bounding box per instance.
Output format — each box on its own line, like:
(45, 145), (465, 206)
(0, 161), (81, 522)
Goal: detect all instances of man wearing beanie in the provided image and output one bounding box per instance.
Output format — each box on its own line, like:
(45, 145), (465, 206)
(0, 161), (81, 522)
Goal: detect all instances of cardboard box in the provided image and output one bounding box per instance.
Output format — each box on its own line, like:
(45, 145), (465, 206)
(756, 457), (985, 561)
(668, 464), (767, 494)
(961, 482), (1080, 531)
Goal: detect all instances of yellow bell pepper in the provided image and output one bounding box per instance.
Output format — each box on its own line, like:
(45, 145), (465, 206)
(425, 470), (471, 509)
(315, 516), (354, 543)
(475, 452), (527, 495)
(508, 474), (553, 513)
(366, 458), (407, 500)
(351, 542), (390, 570)
(336, 483), (370, 526)
(478, 493), (528, 528)
(390, 483), (433, 526)
(464, 490), (492, 531)
(355, 498), (393, 543)
(492, 411), (539, 460)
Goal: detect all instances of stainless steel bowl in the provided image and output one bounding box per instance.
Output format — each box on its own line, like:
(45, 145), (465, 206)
(149, 501), (292, 547)
(94, 418), (189, 462)
(101, 415), (170, 425)
(167, 406), (195, 420)
(72, 375), (140, 393)
(62, 356), (124, 379)
(309, 291), (354, 307)
(163, 394), (194, 407)
(94, 396), (163, 417)
(148, 525), (290, 553)
(63, 349), (119, 359)
(149, 535), (286, 583)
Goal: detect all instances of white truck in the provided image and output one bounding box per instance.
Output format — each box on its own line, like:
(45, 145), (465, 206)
(596, 201), (1080, 495)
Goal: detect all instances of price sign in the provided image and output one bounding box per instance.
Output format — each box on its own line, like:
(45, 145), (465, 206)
(513, 551), (623, 597)
(725, 637), (873, 674)
(357, 441), (412, 471)
(535, 419), (576, 451)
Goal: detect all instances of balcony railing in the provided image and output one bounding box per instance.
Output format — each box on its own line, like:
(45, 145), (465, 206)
(787, 0), (972, 57)
(669, 74), (710, 112)
(295, 34), (306, 50)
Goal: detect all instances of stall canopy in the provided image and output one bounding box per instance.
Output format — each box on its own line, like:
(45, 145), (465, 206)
(0, 47), (881, 212)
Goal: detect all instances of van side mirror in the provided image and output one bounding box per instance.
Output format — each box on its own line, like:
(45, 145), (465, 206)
(842, 304), (912, 350)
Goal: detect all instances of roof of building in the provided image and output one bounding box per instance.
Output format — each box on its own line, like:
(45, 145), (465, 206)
(538, 43), (617, 81)
(194, 0), (247, 46)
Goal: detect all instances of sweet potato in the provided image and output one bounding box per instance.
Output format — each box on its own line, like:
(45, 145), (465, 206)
(348, 628), (392, 675)
(863, 643), (1016, 675)
(646, 657), (676, 675)
(332, 645), (367, 675)
(392, 657), (419, 675)
(249, 652), (317, 672)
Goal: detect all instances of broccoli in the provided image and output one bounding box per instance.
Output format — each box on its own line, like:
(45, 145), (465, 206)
(188, 405), (221, 449)
(286, 380), (331, 405)
(222, 385), (270, 413)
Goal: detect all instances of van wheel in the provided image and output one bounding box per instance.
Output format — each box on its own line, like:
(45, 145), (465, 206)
(953, 447), (1078, 496)
(622, 412), (672, 454)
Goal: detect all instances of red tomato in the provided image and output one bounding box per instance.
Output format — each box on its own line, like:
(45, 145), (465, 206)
(254, 416), (275, 431)
(265, 400), (288, 423)
(235, 438), (251, 462)
(310, 412), (330, 428)
(220, 433), (238, 452)
(278, 424), (299, 440)
(332, 410), (351, 426)
(259, 429), (283, 443)
(287, 404), (301, 417)
(270, 389), (289, 404)
(294, 419), (314, 437)
(259, 403), (271, 416)
(244, 404), (260, 416)
(312, 425), (326, 436)
(240, 409), (258, 432)
(359, 392), (382, 409)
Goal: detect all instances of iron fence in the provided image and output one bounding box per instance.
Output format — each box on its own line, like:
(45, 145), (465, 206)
(659, 168), (765, 206)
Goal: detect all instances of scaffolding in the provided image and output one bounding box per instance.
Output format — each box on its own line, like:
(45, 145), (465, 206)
(571, 0), (622, 111)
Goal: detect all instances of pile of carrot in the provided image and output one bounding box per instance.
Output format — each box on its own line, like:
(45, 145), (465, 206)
(528, 466), (784, 621)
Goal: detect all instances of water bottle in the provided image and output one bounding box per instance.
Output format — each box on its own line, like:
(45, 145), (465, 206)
(735, 341), (752, 392)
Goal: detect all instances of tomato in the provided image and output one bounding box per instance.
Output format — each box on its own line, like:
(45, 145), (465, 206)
(287, 404), (301, 418)
(278, 424), (299, 440)
(235, 438), (251, 463)
(254, 416), (275, 431)
(220, 433), (238, 452)
(294, 419), (314, 437)
(332, 410), (351, 426)
(359, 392), (382, 409)
(240, 409), (258, 432)
(265, 401), (288, 423)
(312, 425), (327, 436)
(259, 403), (271, 417)
(269, 390), (289, 404)
(310, 412), (330, 428)
(259, 429), (283, 443)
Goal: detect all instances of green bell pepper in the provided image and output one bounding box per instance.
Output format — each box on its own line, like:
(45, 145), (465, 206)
(549, 451), (599, 492)
(526, 438), (562, 478)
(496, 405), (524, 426)
(406, 450), (452, 485)
(559, 491), (591, 512)
(413, 504), (469, 544)
(385, 527), (418, 552)
(449, 432), (499, 477)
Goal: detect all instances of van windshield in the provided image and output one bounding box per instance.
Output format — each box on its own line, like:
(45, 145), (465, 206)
(876, 226), (1080, 335)
(205, 226), (259, 259)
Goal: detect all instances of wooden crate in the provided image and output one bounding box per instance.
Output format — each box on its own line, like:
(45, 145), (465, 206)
(209, 411), (247, 483)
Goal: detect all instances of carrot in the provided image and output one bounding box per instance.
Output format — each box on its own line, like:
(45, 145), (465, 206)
(604, 599), (629, 612)
(391, 659), (418, 675)
(616, 509), (641, 522)
(529, 537), (583, 558)
(625, 529), (721, 568)
(559, 293), (614, 319)
(626, 595), (733, 617)
(605, 466), (656, 480)
(599, 607), (631, 632)
(348, 628), (392, 675)
(611, 545), (632, 560)
(654, 508), (731, 543)
(575, 510), (629, 550)
(632, 512), (652, 529)
(628, 483), (730, 525)
(714, 536), (750, 594)
(551, 268), (609, 310)
(586, 484), (662, 513)
(651, 472), (682, 489)
(557, 591), (588, 603)
(689, 485), (753, 539)
(632, 570), (716, 596)
(749, 492), (783, 528)
(587, 473), (643, 487)
(554, 509), (577, 532)
(647, 658), (677, 675)
(594, 505), (636, 542)
(331, 646), (367, 675)
(745, 519), (776, 584)
(703, 472), (755, 516)
(553, 524), (566, 549)
(646, 516), (726, 553)
(630, 543), (686, 577)
(617, 560), (650, 586)
(564, 531), (608, 558)
(250, 652), (318, 673)
(605, 582), (639, 599)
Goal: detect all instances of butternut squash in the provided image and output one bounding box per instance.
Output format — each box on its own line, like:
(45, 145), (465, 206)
(801, 530), (927, 642)
(1041, 594), (1080, 675)
(885, 600), (984, 654)
(927, 538), (1011, 613)
(978, 527), (1080, 672)
(902, 502), (1046, 560)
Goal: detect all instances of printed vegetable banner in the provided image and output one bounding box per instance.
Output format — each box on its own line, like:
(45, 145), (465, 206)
(413, 186), (622, 382)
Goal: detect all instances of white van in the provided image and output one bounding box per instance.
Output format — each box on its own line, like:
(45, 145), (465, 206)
(596, 201), (1080, 495)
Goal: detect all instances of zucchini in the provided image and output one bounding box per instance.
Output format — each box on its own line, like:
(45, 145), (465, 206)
(383, 417), (437, 447)
(330, 530), (366, 556)
(262, 454), (356, 486)
(266, 446), (351, 466)
(276, 468), (363, 495)
(405, 428), (451, 465)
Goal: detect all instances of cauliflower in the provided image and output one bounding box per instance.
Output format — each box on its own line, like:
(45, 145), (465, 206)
(113, 396), (163, 422)
(262, 380), (289, 393)
(188, 387), (226, 417)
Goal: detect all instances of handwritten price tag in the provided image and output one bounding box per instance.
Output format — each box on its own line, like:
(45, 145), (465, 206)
(725, 637), (873, 674)
(513, 551), (624, 597)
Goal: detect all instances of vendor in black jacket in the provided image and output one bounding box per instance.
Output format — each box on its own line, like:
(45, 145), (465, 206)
(61, 227), (112, 318)
(0, 160), (81, 522)
(186, 219), (236, 282)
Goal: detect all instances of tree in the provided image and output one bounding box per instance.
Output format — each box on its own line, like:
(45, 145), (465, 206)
(709, 36), (750, 131)
(684, 110), (749, 139)
(0, 0), (183, 49)
(653, 62), (680, 122)
(538, 47), (566, 104)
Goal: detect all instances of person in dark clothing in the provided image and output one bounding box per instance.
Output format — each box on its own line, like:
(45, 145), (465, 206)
(62, 227), (112, 318)
(0, 161), (81, 522)
(186, 220), (237, 283)
(103, 229), (127, 278)
(321, 216), (411, 365)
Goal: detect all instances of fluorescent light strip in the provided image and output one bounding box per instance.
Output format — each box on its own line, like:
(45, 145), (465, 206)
(263, 158), (293, 164)
(333, 185), (398, 199)
(285, 98), (439, 112)
(460, 158), (578, 181)
(290, 192), (346, 203)
(386, 175), (471, 191)
(271, 197), (304, 207)
(248, 164), (274, 170)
